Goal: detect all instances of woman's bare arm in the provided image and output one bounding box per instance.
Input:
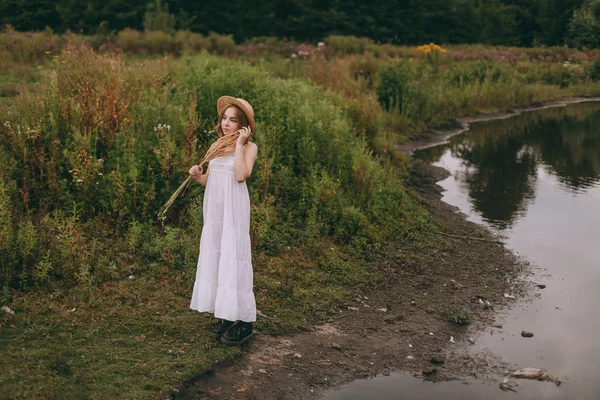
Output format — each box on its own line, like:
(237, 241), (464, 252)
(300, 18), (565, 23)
(189, 164), (210, 187)
(234, 142), (258, 183)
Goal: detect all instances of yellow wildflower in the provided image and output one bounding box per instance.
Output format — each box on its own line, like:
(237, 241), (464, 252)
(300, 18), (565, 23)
(417, 43), (446, 55)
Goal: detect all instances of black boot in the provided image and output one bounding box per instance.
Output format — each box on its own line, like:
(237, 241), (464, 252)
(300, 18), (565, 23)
(220, 321), (253, 345)
(209, 319), (234, 339)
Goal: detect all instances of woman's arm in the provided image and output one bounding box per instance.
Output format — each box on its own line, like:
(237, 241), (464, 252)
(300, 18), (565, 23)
(189, 164), (210, 187)
(234, 142), (258, 183)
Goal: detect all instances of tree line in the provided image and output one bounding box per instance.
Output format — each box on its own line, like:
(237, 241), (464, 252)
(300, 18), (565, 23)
(1, 0), (600, 48)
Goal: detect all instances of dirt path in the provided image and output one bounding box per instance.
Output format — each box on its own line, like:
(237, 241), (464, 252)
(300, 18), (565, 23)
(173, 161), (532, 400)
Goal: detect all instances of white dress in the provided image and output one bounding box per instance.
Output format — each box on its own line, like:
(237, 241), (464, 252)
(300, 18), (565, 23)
(189, 153), (256, 322)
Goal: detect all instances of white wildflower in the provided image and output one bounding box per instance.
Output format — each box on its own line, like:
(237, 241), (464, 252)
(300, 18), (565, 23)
(1, 306), (14, 315)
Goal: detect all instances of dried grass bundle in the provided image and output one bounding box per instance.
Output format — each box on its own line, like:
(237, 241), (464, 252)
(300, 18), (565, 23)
(157, 132), (244, 219)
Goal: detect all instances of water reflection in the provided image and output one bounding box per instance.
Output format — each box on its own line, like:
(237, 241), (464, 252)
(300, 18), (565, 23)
(416, 103), (600, 228)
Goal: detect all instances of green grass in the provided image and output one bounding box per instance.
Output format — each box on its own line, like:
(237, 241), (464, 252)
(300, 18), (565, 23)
(0, 238), (390, 399)
(1, 266), (240, 399)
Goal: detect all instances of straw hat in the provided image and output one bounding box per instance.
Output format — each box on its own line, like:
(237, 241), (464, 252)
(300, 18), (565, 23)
(217, 96), (255, 132)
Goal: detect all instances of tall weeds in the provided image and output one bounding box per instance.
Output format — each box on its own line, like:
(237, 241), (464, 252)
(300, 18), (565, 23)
(0, 46), (426, 293)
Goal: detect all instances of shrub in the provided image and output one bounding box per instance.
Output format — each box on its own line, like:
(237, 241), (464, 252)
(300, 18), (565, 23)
(333, 206), (369, 242)
(590, 56), (600, 81)
(376, 61), (410, 111)
(447, 62), (505, 86)
(542, 64), (579, 88)
(117, 28), (144, 53)
(0, 181), (15, 287)
(566, 0), (600, 49)
(208, 32), (235, 54)
(559, 66), (575, 88)
(324, 35), (375, 55)
(450, 310), (470, 325)
(175, 30), (211, 55)
(143, 30), (178, 54)
(346, 98), (380, 143)
(143, 0), (177, 33)
(0, 25), (61, 64)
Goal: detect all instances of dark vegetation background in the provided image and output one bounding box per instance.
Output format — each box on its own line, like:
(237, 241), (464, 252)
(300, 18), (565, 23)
(2, 0), (600, 48)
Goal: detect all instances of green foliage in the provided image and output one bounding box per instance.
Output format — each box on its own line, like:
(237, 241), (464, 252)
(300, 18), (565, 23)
(566, 0), (600, 49)
(376, 62), (409, 112)
(448, 62), (506, 86)
(325, 35), (375, 55)
(143, 0), (176, 33)
(560, 66), (576, 88)
(0, 47), (426, 291)
(541, 63), (583, 88)
(591, 56), (600, 80)
(534, 0), (584, 46)
(0, 181), (15, 287)
(475, 0), (523, 46)
(0, 0), (586, 47)
(207, 32), (236, 55)
(449, 309), (471, 325)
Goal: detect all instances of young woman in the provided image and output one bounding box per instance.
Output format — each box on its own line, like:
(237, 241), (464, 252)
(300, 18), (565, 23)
(188, 96), (258, 345)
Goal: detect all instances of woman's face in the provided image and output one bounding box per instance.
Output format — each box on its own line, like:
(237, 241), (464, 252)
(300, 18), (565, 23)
(221, 106), (241, 135)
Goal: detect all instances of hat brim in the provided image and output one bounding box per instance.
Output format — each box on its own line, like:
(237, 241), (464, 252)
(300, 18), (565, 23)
(217, 96), (256, 132)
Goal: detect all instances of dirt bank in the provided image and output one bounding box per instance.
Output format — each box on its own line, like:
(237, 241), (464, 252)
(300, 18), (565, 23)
(172, 160), (532, 400)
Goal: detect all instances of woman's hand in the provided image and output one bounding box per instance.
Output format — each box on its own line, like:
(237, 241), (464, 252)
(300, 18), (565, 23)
(236, 126), (252, 147)
(189, 164), (203, 183)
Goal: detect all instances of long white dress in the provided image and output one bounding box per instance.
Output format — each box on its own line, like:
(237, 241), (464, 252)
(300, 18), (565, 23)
(189, 153), (256, 322)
